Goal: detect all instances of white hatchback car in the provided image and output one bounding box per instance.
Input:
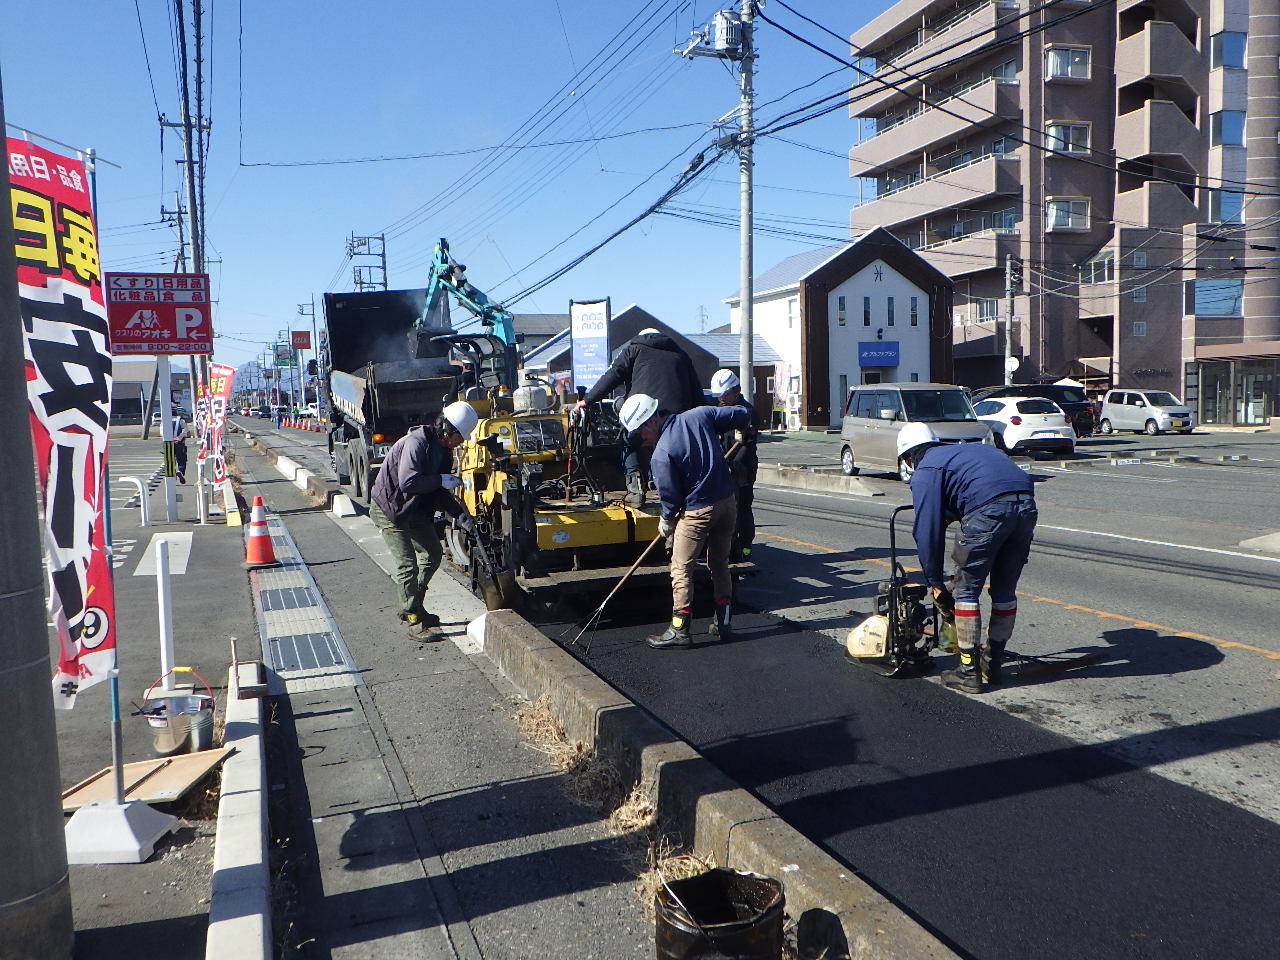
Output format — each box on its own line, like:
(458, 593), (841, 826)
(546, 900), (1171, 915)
(973, 396), (1076, 455)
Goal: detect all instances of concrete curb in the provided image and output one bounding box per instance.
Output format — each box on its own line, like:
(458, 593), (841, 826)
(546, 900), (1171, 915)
(481, 610), (956, 959)
(205, 668), (270, 960)
(756, 462), (885, 497)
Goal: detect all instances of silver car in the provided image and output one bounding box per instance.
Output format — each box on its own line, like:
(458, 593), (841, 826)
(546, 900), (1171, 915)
(1099, 389), (1194, 435)
(839, 383), (994, 480)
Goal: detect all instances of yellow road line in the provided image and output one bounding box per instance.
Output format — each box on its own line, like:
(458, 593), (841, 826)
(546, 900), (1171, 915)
(759, 531), (1280, 662)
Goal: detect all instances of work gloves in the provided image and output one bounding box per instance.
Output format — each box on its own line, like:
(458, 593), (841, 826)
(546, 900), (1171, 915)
(457, 514), (477, 535)
(658, 515), (674, 539)
(439, 474), (462, 490)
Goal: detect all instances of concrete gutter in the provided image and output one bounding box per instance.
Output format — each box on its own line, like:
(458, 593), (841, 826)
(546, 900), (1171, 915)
(239, 430), (956, 957)
(205, 668), (270, 960)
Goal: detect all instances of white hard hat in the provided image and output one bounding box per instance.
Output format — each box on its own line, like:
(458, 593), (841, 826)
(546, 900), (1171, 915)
(896, 422), (938, 459)
(442, 400), (479, 438)
(619, 393), (660, 433)
(636, 327), (660, 336)
(709, 369), (740, 397)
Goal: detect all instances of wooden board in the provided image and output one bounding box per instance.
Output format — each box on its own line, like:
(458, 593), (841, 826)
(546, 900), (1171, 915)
(61, 747), (235, 813)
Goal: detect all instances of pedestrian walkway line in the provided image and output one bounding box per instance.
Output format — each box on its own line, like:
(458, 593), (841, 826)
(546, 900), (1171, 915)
(757, 530), (1280, 662)
(249, 514), (362, 694)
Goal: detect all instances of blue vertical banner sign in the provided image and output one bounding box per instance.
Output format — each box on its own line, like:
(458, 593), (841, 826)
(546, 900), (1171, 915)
(569, 298), (610, 392)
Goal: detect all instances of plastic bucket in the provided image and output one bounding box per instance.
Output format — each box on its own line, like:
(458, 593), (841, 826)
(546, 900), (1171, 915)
(141, 694), (214, 756)
(655, 868), (784, 959)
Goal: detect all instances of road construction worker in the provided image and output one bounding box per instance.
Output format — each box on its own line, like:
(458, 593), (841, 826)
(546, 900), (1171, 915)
(897, 423), (1037, 693)
(709, 368), (761, 562)
(620, 393), (750, 648)
(370, 401), (479, 632)
(573, 328), (705, 506)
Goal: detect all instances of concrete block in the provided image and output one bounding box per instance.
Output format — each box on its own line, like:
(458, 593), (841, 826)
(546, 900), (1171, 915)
(757, 463), (883, 497)
(331, 493), (358, 517)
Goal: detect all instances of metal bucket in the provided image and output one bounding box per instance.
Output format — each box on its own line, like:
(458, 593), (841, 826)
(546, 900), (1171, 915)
(655, 868), (784, 959)
(141, 694), (214, 756)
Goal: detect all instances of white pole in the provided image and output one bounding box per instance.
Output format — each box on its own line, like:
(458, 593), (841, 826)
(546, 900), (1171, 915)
(195, 458), (207, 524)
(738, 1), (755, 406)
(157, 354), (177, 521)
(156, 539), (175, 691)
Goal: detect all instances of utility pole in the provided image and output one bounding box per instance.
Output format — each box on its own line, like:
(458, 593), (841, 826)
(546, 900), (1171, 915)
(348, 234), (388, 291)
(679, 3), (754, 402)
(0, 74), (75, 959)
(1004, 254), (1017, 385)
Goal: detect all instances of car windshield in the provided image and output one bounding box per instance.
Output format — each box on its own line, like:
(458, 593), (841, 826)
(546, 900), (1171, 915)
(901, 389), (976, 422)
(1016, 399), (1059, 414)
(1144, 392), (1180, 406)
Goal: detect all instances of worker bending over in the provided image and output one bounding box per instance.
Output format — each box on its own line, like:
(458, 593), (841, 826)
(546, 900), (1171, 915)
(573, 328), (704, 506)
(897, 423), (1038, 693)
(709, 369), (761, 562)
(370, 401), (479, 631)
(620, 393), (750, 648)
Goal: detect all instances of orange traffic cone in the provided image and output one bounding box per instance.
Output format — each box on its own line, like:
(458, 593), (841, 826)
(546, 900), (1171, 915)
(242, 496), (279, 568)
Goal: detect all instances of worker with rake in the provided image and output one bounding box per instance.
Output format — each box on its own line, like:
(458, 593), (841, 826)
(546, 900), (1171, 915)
(619, 393), (750, 648)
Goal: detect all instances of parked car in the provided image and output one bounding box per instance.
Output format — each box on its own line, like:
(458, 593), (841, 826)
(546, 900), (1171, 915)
(972, 383), (1095, 437)
(255, 405), (271, 418)
(1099, 389), (1194, 435)
(839, 382), (994, 481)
(973, 396), (1075, 454)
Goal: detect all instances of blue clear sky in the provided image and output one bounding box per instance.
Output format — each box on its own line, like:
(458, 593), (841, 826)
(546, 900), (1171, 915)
(2, 0), (892, 368)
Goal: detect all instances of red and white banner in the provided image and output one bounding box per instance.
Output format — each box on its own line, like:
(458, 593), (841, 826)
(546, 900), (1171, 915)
(197, 362), (235, 483)
(104, 272), (212, 354)
(8, 137), (116, 708)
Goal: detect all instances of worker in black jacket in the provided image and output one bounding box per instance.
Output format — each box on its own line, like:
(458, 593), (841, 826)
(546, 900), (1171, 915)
(573, 328), (705, 505)
(898, 422), (1037, 694)
(709, 368), (761, 562)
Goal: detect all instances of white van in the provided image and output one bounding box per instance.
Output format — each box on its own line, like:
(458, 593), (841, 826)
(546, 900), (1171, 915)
(1099, 389), (1194, 435)
(839, 383), (993, 481)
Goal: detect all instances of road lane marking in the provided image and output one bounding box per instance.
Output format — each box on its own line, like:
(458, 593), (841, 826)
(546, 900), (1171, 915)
(1038, 524), (1280, 565)
(1040, 466), (1176, 482)
(132, 532), (193, 575)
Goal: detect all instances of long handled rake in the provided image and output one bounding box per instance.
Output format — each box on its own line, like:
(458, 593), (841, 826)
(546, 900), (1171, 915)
(565, 532), (665, 651)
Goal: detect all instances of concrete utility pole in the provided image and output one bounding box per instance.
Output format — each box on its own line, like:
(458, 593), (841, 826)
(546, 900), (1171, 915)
(737, 0), (755, 404)
(1243, 0), (1280, 346)
(0, 75), (76, 960)
(1004, 254), (1017, 385)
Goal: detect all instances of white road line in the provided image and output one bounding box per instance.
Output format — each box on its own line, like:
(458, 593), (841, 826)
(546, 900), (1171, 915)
(132, 532), (194, 575)
(1040, 466), (1176, 482)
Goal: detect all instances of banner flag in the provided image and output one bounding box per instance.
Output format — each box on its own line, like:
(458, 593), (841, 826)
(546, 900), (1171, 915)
(197, 362), (234, 483)
(8, 137), (115, 708)
(569, 298), (610, 393)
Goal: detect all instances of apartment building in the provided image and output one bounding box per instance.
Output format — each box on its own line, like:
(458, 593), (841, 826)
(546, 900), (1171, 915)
(846, 0), (1274, 426)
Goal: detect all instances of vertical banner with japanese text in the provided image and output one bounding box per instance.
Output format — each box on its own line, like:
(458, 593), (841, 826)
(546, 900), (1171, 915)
(569, 298), (610, 394)
(8, 137), (115, 709)
(197, 363), (234, 483)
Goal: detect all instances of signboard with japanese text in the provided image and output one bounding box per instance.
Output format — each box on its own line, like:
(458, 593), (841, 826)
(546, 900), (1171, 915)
(274, 341), (296, 367)
(858, 341), (900, 367)
(104, 272), (212, 354)
(8, 136), (116, 708)
(291, 330), (311, 350)
(569, 298), (610, 393)
(196, 363), (235, 484)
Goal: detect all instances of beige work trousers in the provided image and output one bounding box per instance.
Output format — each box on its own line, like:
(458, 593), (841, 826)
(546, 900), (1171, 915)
(670, 493), (737, 612)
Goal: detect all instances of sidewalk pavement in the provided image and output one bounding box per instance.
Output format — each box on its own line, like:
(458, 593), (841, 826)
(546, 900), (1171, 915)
(60, 433), (257, 959)
(231, 437), (653, 957)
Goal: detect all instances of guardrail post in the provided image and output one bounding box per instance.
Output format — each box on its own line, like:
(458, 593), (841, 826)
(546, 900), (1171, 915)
(117, 476), (150, 527)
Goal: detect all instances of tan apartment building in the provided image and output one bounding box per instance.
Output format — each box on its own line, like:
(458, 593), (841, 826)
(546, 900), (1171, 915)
(845, 0), (1276, 426)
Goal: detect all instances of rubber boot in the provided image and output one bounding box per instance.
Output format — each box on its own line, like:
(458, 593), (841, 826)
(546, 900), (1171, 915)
(985, 600), (1016, 685)
(647, 610), (693, 649)
(624, 471), (646, 507)
(942, 647), (983, 694)
(707, 601), (733, 641)
(942, 600), (983, 693)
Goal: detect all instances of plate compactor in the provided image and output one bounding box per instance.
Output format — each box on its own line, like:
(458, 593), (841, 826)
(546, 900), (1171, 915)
(845, 505), (946, 677)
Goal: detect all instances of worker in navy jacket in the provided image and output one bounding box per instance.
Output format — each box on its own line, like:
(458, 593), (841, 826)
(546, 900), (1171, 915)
(620, 395), (749, 648)
(898, 423), (1037, 693)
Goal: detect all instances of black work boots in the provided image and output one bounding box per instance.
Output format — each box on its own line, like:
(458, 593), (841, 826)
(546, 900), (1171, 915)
(707, 603), (733, 641)
(624, 471), (646, 507)
(942, 648), (983, 694)
(647, 612), (692, 649)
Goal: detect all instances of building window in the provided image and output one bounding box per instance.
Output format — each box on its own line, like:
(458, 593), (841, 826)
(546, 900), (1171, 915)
(1045, 45), (1089, 80)
(1132, 251), (1147, 268)
(787, 297), (798, 328)
(910, 372), (920, 382)
(766, 376), (775, 393)
(887, 296), (895, 326)
(1210, 110), (1245, 147)
(1047, 198), (1088, 230)
(789, 376), (800, 394)
(1046, 122), (1089, 153)
(910, 296), (919, 326)
(1080, 251), (1113, 284)
(1132, 285), (1147, 302)
(1133, 321), (1147, 337)
(991, 136), (1012, 155)
(993, 207), (1019, 230)
(839, 374), (848, 402)
(1189, 278), (1244, 315)
(974, 298), (1000, 321)
(863, 296), (871, 326)
(838, 295), (846, 326)
(1209, 190), (1244, 224)
(1210, 32), (1246, 69)
(991, 58), (1016, 81)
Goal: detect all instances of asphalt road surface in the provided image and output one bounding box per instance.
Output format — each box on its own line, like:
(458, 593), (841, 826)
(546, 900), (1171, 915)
(239, 418), (1280, 959)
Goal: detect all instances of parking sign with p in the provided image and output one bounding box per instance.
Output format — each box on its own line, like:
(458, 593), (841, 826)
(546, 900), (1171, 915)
(104, 272), (213, 354)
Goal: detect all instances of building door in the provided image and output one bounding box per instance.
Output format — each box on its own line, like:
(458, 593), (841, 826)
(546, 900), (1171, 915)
(1236, 361), (1274, 425)
(1199, 362), (1232, 425)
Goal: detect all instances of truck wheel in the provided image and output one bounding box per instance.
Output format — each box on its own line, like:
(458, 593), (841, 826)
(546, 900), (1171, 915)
(335, 450), (351, 486)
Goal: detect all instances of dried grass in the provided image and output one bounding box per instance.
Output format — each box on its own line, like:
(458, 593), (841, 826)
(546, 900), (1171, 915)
(635, 836), (716, 919)
(609, 778), (656, 835)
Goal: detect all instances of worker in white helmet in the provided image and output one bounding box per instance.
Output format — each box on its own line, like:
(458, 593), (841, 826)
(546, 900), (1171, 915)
(709, 369), (762, 562)
(573, 326), (705, 506)
(370, 400), (479, 633)
(619, 392), (750, 648)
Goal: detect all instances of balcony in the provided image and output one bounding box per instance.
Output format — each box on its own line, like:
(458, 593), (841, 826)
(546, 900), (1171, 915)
(851, 154), (1021, 231)
(1114, 180), (1199, 230)
(918, 228), (1019, 278)
(1078, 282), (1118, 320)
(850, 78), (1020, 175)
(854, 2), (1021, 116)
(1115, 99), (1202, 163)
(1116, 20), (1201, 86)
